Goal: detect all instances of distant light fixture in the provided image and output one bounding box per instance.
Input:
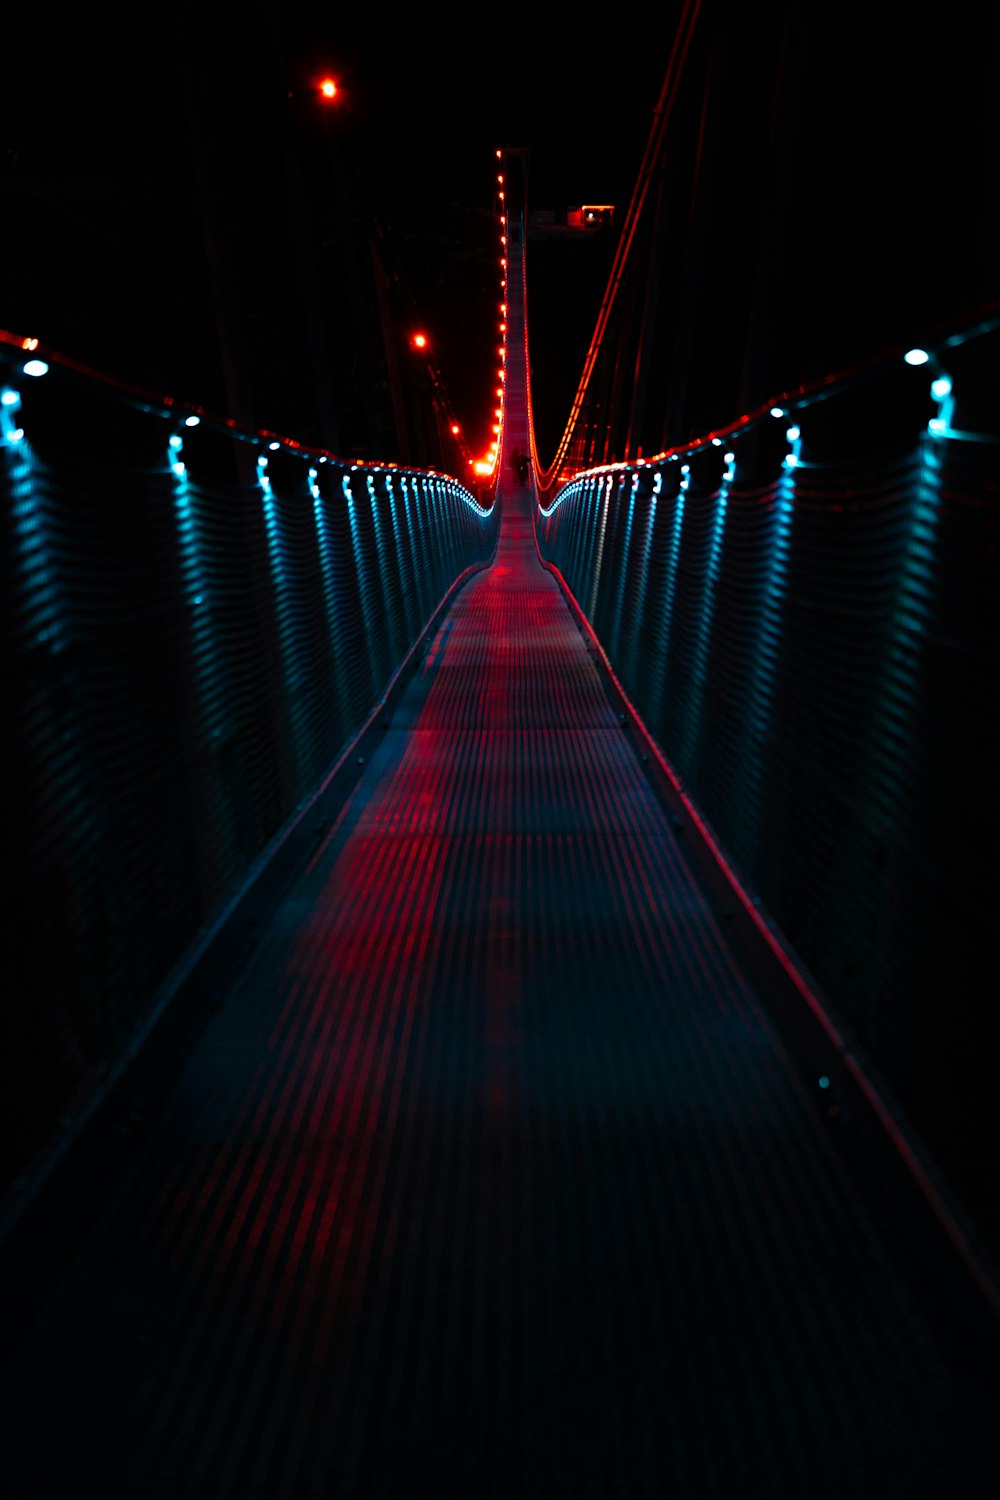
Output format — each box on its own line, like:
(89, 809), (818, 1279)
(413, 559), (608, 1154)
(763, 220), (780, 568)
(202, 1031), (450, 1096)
(184, 414), (200, 427)
(904, 348), (929, 366)
(268, 440), (280, 450)
(411, 332), (428, 350)
(319, 79), (338, 100)
(770, 406), (785, 418)
(23, 359), (49, 377)
(786, 425), (801, 442)
(931, 375), (952, 400)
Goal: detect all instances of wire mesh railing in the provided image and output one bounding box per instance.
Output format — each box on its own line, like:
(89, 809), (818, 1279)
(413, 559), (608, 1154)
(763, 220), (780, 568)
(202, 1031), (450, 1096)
(535, 313), (1000, 1247)
(1, 333), (498, 1218)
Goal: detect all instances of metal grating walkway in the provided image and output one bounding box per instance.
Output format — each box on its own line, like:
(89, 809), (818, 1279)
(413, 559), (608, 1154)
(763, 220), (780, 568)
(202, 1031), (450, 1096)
(2, 486), (997, 1500)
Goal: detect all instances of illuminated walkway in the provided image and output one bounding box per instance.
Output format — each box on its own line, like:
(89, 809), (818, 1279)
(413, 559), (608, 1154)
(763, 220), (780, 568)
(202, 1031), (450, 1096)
(1, 249), (997, 1500)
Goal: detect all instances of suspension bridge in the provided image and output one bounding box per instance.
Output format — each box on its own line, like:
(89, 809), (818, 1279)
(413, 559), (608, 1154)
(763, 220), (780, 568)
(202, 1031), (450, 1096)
(2, 55), (999, 1500)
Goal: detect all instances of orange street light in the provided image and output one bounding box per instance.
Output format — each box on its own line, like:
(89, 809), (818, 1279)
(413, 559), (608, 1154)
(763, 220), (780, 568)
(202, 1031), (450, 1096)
(411, 332), (429, 350)
(319, 78), (338, 100)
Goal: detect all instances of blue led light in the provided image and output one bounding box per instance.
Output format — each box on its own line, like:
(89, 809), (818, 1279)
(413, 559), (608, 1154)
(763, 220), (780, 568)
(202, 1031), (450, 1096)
(819, 1076), (830, 1089)
(184, 414), (201, 427)
(785, 425), (800, 442)
(770, 406), (785, 418)
(23, 359), (49, 378)
(2, 384), (28, 445)
(169, 434), (183, 450)
(931, 375), (952, 401)
(904, 348), (930, 366)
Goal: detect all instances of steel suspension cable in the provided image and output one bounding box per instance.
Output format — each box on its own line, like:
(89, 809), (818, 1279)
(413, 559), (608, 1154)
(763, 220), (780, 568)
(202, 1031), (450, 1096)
(534, 0), (703, 491)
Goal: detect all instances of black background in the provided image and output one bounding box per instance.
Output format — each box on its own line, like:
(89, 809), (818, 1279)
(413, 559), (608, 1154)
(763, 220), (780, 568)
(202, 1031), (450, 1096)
(3, 4), (997, 466)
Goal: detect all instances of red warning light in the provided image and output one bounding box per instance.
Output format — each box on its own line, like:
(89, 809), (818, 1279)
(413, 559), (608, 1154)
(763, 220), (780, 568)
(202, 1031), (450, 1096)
(319, 79), (338, 100)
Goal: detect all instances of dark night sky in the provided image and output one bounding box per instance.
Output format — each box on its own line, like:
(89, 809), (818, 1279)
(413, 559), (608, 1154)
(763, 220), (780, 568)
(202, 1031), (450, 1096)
(1, 6), (669, 459)
(3, 5), (997, 463)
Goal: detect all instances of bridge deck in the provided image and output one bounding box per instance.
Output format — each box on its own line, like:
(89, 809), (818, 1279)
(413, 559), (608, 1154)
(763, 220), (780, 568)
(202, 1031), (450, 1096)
(2, 253), (997, 1500)
(3, 490), (997, 1498)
